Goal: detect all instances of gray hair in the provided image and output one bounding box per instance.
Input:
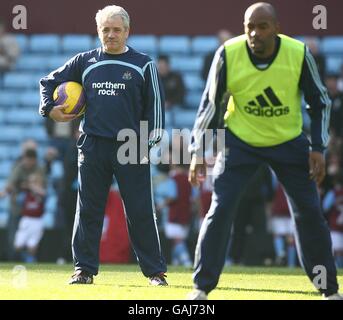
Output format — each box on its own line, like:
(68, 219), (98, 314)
(95, 5), (130, 29)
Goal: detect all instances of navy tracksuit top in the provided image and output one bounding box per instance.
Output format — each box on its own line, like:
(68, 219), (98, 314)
(39, 46), (165, 147)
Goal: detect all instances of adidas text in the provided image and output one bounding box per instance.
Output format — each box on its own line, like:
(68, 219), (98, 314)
(244, 106), (289, 117)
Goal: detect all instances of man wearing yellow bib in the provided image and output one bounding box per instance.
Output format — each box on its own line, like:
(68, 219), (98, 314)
(188, 2), (342, 300)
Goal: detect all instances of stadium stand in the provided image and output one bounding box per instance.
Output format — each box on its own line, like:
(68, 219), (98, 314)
(127, 35), (158, 55)
(29, 34), (60, 53)
(191, 36), (219, 55)
(321, 36), (343, 55)
(61, 34), (93, 53)
(14, 34), (29, 53)
(159, 35), (191, 54)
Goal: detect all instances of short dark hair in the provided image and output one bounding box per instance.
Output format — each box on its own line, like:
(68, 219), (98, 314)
(24, 148), (37, 159)
(325, 73), (339, 80)
(158, 55), (170, 63)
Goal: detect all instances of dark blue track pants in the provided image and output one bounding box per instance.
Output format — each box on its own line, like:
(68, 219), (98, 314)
(72, 134), (166, 277)
(193, 130), (338, 296)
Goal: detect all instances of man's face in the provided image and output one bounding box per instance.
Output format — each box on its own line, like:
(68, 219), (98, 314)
(244, 10), (278, 57)
(325, 77), (338, 95)
(157, 59), (169, 76)
(97, 16), (129, 54)
(23, 157), (36, 169)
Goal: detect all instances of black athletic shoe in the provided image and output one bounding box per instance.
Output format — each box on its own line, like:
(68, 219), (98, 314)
(68, 270), (93, 284)
(149, 273), (168, 286)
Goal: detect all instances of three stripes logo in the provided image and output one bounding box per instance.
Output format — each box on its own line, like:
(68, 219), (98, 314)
(244, 86), (289, 117)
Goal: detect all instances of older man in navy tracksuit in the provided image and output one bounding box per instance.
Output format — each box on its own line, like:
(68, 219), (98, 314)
(39, 5), (167, 286)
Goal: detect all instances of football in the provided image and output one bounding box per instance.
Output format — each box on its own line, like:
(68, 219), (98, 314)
(53, 81), (86, 116)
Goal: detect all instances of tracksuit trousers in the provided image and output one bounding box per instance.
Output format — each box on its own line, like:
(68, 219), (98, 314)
(72, 134), (166, 277)
(193, 130), (338, 296)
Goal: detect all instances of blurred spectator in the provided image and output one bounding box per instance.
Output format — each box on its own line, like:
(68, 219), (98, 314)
(14, 172), (46, 263)
(325, 75), (343, 138)
(323, 173), (343, 268)
(0, 17), (20, 74)
(154, 163), (175, 226)
(152, 162), (176, 263)
(45, 117), (80, 161)
(267, 182), (297, 267)
(43, 146), (59, 175)
(15, 139), (58, 175)
(54, 128), (79, 262)
(10, 139), (38, 168)
(157, 55), (185, 110)
(165, 163), (194, 267)
(228, 164), (274, 266)
(321, 146), (343, 200)
(0, 148), (46, 260)
(336, 64), (343, 93)
(201, 29), (234, 81)
(303, 37), (326, 81)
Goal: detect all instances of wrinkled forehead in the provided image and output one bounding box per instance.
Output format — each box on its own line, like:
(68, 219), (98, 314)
(98, 15), (126, 28)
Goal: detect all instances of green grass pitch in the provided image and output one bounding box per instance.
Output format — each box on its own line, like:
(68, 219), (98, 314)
(0, 264), (341, 300)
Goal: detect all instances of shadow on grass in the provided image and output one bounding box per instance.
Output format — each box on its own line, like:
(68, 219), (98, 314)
(97, 283), (317, 298)
(216, 286), (317, 296)
(102, 282), (315, 296)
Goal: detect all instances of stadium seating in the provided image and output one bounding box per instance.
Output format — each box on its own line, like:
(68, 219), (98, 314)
(185, 91), (203, 109)
(50, 160), (64, 180)
(46, 55), (73, 70)
(159, 35), (191, 54)
(29, 34), (60, 53)
(18, 91), (41, 108)
(0, 91), (21, 107)
(22, 126), (48, 142)
(5, 108), (42, 125)
(14, 34), (29, 53)
(0, 161), (13, 179)
(3, 72), (43, 90)
(321, 36), (343, 55)
(62, 34), (93, 53)
(0, 145), (11, 160)
(183, 73), (205, 91)
(170, 56), (203, 73)
(3, 73), (34, 89)
(0, 109), (4, 124)
(326, 55), (343, 75)
(94, 37), (101, 48)
(192, 36), (219, 55)
(0, 196), (9, 227)
(128, 35), (158, 54)
(0, 145), (20, 160)
(174, 109), (198, 129)
(15, 54), (49, 72)
(0, 126), (23, 143)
